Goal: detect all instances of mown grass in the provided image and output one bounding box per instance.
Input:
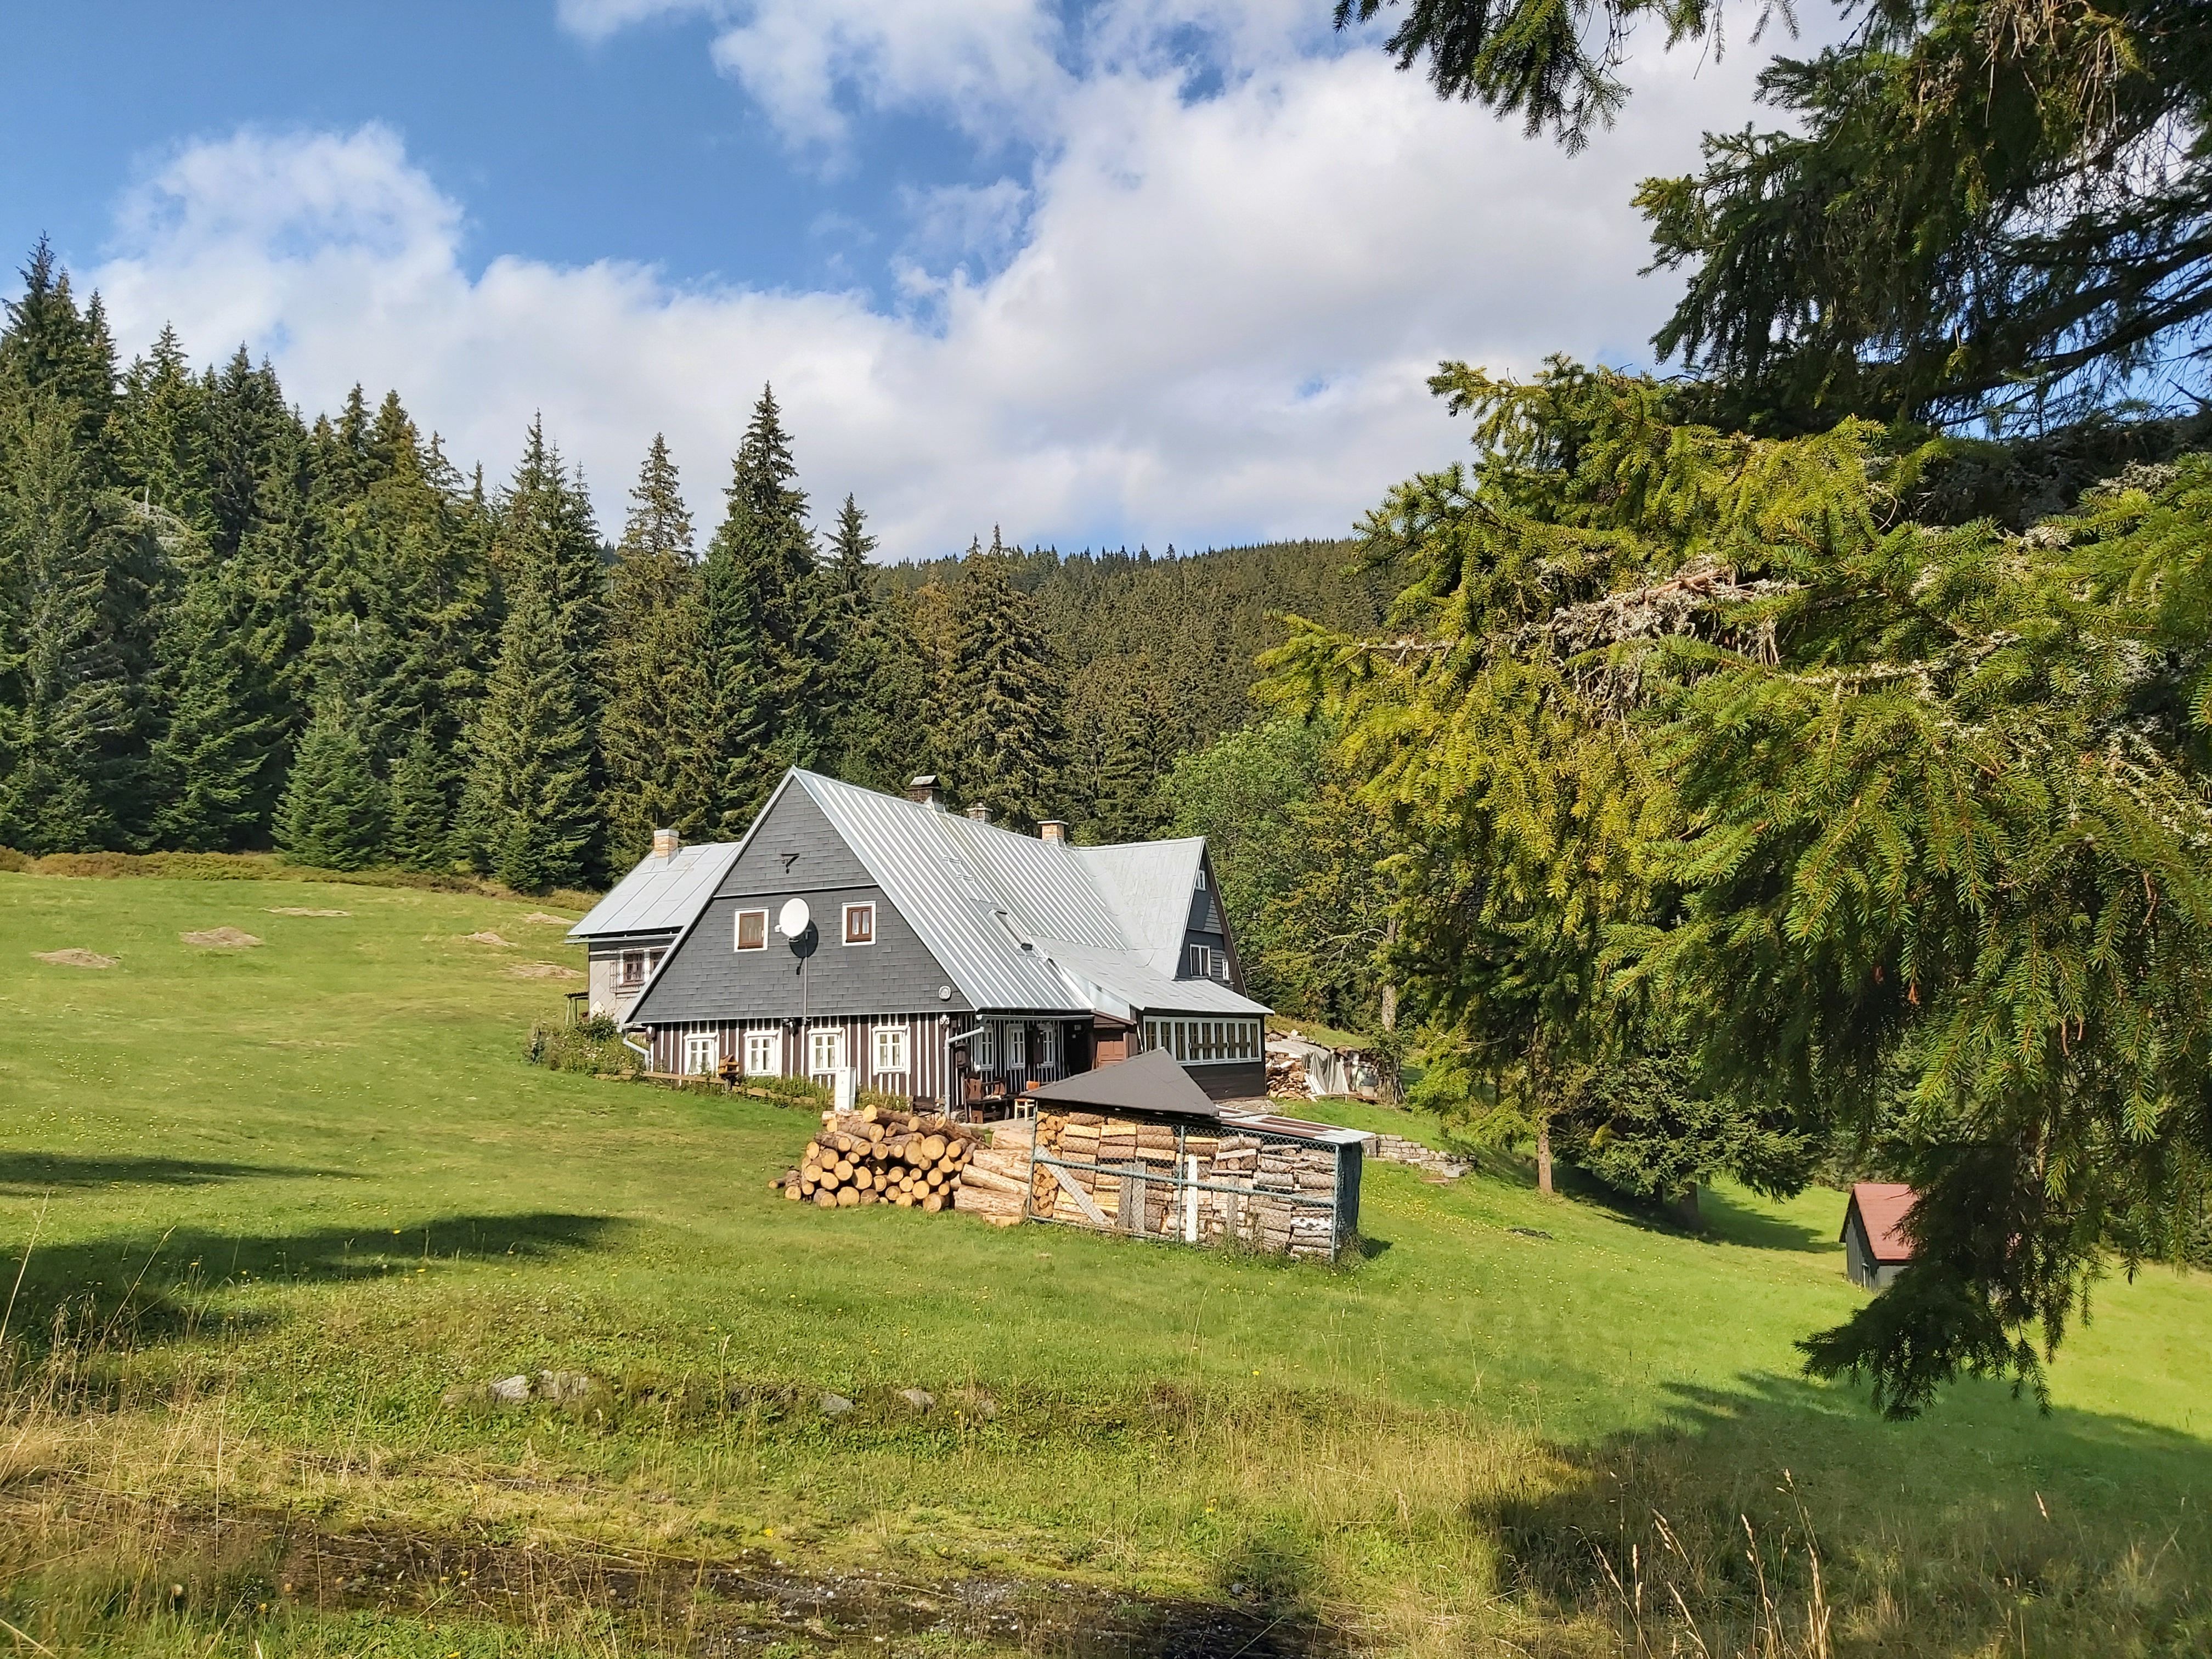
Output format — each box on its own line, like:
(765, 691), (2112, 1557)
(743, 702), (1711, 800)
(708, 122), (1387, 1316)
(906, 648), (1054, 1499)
(2, 868), (2208, 1656)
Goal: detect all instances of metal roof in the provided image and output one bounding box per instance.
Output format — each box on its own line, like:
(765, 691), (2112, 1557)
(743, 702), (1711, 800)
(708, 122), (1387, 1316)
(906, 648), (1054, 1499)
(1073, 839), (1207, 976)
(1028, 1047), (1221, 1119)
(567, 841), (743, 940)
(789, 770), (1271, 1020)
(1844, 1182), (1917, 1262)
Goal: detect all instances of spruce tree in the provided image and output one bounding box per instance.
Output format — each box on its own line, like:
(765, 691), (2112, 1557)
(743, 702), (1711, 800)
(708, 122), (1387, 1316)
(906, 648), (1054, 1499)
(820, 492), (909, 787)
(115, 325), (209, 529)
(384, 725), (452, 871)
(275, 706), (386, 870)
(939, 531), (1065, 824)
(701, 386), (826, 827)
(147, 558), (280, 851)
(0, 391), (129, 851)
(457, 573), (599, 893)
(600, 435), (718, 860)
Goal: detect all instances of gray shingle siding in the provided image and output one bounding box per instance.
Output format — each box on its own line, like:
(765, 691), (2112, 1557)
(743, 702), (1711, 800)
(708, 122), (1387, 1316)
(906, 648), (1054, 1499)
(630, 783), (969, 1028)
(720, 787), (872, 895)
(632, 885), (969, 1024)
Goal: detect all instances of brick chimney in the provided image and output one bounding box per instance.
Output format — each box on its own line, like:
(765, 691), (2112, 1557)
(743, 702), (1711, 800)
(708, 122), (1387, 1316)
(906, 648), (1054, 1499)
(1039, 819), (1068, 843)
(964, 803), (992, 823)
(905, 775), (945, 810)
(651, 827), (681, 860)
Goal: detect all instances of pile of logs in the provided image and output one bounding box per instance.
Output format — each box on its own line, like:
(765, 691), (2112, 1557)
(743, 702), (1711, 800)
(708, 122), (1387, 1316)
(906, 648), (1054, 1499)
(1029, 1111), (1345, 1259)
(778, 1105), (980, 1210)
(1266, 1049), (1312, 1099)
(950, 1119), (1035, 1227)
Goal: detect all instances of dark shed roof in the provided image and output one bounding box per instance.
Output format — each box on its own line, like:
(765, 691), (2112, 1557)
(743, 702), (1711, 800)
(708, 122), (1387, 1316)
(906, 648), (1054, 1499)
(1027, 1048), (1221, 1120)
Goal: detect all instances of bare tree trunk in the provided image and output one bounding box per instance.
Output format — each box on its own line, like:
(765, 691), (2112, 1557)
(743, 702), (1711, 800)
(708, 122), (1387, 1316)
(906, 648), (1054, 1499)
(1379, 915), (1400, 1033)
(1536, 1118), (1553, 1196)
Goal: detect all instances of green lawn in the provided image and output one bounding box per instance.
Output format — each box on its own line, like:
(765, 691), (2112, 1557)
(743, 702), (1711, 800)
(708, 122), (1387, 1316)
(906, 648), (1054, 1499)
(3, 869), (2208, 1657)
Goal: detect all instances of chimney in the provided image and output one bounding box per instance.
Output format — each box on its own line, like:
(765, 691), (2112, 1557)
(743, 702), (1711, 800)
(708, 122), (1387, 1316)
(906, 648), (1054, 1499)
(651, 827), (681, 860)
(1039, 819), (1068, 843)
(964, 803), (992, 824)
(905, 774), (945, 811)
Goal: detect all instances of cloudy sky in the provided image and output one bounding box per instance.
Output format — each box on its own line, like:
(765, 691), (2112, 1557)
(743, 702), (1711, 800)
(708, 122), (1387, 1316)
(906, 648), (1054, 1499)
(2, 2), (1816, 560)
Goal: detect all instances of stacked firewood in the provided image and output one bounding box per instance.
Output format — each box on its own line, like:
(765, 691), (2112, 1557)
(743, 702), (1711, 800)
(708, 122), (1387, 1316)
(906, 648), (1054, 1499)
(1266, 1049), (1312, 1098)
(778, 1105), (980, 1210)
(950, 1119), (1035, 1227)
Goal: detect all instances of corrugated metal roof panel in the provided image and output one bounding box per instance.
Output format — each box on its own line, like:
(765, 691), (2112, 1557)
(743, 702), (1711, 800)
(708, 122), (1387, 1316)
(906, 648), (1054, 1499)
(567, 842), (743, 940)
(1041, 939), (1271, 1019)
(1074, 839), (1206, 976)
(793, 772), (1086, 1012)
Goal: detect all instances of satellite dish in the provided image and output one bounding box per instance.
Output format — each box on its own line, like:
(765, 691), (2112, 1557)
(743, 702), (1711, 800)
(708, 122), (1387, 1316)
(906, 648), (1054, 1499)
(776, 898), (812, 939)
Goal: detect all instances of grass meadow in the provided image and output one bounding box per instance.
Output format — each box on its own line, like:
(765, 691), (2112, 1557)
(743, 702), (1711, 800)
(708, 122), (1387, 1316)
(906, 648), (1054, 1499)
(2, 867), (2208, 1656)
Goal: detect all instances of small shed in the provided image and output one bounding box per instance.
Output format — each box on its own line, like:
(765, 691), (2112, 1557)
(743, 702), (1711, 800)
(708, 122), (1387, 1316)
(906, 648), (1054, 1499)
(1841, 1182), (1916, 1289)
(1024, 1049), (1363, 1260)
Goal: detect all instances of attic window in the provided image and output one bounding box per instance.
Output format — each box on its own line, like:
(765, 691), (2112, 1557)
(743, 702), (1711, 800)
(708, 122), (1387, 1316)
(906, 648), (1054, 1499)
(843, 902), (875, 945)
(1196, 868), (1208, 890)
(619, 950), (647, 986)
(735, 908), (768, 952)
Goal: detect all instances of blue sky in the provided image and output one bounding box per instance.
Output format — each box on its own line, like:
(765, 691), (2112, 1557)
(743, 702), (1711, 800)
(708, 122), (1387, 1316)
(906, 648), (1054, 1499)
(2, 2), (1805, 560)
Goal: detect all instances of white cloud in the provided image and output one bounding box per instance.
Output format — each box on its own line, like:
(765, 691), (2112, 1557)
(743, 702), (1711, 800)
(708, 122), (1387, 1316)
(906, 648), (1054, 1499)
(91, 15), (1787, 561)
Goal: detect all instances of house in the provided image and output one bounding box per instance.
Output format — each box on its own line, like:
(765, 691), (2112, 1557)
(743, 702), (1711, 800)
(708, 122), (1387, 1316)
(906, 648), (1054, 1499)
(618, 769), (1272, 1111)
(566, 829), (743, 1021)
(1840, 1182), (1917, 1289)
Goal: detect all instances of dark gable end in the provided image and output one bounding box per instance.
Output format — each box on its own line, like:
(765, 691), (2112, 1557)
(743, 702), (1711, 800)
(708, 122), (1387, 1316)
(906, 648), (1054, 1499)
(628, 781), (970, 1026)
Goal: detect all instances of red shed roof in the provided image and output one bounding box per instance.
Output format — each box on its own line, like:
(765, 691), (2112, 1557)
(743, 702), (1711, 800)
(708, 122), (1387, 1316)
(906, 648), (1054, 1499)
(1843, 1182), (1918, 1263)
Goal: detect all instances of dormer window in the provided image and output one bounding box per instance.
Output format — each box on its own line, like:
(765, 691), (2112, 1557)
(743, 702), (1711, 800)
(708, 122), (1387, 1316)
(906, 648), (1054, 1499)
(843, 902), (875, 945)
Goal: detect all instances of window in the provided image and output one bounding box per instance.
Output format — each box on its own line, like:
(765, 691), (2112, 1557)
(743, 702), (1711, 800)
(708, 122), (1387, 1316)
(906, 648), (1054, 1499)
(1187, 944), (1206, 978)
(618, 949), (646, 986)
(1141, 1017), (1261, 1065)
(1196, 867), (1208, 890)
(843, 902), (875, 945)
(647, 946), (665, 975)
(1005, 1023), (1028, 1070)
(1210, 948), (1229, 983)
(1186, 944), (1228, 981)
(873, 1024), (909, 1075)
(808, 1026), (847, 1075)
(968, 1023), (996, 1070)
(743, 1028), (781, 1076)
(682, 1032), (719, 1076)
(735, 909), (768, 951)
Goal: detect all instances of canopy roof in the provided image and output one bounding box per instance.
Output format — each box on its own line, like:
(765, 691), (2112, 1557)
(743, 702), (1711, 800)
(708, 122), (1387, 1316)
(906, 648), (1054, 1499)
(1026, 1047), (1222, 1119)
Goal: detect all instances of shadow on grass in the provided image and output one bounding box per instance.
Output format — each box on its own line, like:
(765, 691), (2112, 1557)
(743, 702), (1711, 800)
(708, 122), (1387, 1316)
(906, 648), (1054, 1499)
(0, 1212), (619, 1359)
(0, 1153), (348, 1194)
(1487, 1372), (2212, 1654)
(1697, 1184), (1835, 1254)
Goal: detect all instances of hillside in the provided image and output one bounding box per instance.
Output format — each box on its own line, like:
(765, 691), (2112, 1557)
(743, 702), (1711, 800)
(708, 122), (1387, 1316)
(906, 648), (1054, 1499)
(2, 868), (2207, 1656)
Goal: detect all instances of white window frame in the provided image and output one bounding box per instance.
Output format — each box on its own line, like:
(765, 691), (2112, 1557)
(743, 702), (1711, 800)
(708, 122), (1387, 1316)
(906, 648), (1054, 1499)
(808, 1025), (847, 1075)
(1196, 867), (1208, 890)
(1141, 1016), (1261, 1066)
(743, 1027), (782, 1077)
(1034, 1022), (1059, 1069)
(968, 1023), (996, 1070)
(1210, 948), (1229, 983)
(873, 1023), (909, 1075)
(1187, 943), (1206, 978)
(734, 908), (768, 952)
(843, 902), (875, 946)
(681, 1031), (720, 1076)
(1005, 1022), (1028, 1070)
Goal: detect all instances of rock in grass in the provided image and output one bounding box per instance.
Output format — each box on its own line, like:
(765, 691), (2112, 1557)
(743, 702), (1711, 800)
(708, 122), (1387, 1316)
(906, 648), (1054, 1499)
(819, 1392), (856, 1417)
(488, 1374), (532, 1404)
(537, 1369), (595, 1402)
(898, 1387), (936, 1412)
(181, 927), (262, 948)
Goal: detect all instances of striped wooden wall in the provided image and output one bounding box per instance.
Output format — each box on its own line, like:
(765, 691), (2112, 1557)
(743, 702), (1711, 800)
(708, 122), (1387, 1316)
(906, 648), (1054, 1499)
(648, 1012), (952, 1107)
